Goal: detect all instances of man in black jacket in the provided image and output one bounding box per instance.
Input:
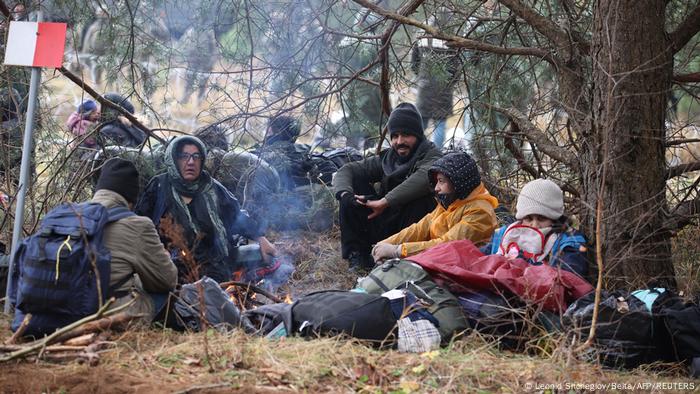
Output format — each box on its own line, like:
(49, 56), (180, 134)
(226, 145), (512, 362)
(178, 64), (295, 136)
(333, 103), (442, 272)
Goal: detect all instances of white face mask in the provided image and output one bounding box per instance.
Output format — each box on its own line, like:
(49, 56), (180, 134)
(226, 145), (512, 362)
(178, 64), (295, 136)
(498, 223), (557, 262)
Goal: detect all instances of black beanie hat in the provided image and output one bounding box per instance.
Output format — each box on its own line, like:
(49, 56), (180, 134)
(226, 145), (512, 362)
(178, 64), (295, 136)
(387, 102), (424, 140)
(96, 158), (140, 203)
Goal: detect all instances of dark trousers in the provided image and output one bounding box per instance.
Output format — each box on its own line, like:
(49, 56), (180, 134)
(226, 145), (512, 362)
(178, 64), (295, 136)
(339, 183), (435, 259)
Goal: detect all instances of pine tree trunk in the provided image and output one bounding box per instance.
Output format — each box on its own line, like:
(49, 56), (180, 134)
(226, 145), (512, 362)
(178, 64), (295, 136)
(581, 0), (675, 287)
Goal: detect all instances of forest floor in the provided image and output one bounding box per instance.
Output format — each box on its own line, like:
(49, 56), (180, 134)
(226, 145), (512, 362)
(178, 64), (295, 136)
(1, 228), (698, 394)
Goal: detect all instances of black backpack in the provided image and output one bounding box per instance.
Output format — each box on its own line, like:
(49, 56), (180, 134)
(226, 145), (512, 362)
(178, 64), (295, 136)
(291, 290), (397, 344)
(10, 202), (134, 337)
(652, 292), (700, 362)
(169, 277), (255, 333)
(564, 291), (657, 368)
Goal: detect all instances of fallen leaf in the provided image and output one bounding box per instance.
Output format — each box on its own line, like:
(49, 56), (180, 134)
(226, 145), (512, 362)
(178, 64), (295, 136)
(411, 364), (426, 375)
(421, 350), (440, 360)
(183, 357), (201, 367)
(400, 380), (421, 392)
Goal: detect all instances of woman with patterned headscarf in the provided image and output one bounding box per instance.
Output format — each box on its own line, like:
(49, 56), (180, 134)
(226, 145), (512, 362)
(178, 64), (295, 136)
(135, 135), (277, 283)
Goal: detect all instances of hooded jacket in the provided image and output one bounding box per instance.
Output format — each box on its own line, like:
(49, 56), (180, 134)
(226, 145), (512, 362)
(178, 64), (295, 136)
(382, 183), (498, 257)
(66, 112), (97, 148)
(91, 189), (177, 320)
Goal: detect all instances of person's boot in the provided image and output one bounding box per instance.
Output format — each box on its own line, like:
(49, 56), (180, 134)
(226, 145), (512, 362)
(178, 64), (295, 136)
(347, 251), (374, 275)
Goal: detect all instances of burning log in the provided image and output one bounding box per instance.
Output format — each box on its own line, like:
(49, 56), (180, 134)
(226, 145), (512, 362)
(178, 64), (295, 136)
(219, 280), (284, 304)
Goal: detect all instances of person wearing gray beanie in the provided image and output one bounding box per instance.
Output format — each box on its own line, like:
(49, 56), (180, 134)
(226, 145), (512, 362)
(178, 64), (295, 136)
(481, 178), (590, 278)
(515, 178), (564, 221)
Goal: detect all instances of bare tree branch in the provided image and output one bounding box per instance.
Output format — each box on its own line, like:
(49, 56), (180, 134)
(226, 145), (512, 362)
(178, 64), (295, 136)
(483, 103), (579, 171)
(673, 72), (700, 83)
(497, 0), (571, 50)
(58, 67), (165, 144)
(666, 160), (700, 179)
(669, 3), (700, 52)
(665, 137), (700, 146)
(351, 0), (557, 64)
(503, 122), (538, 177)
(663, 197), (700, 233)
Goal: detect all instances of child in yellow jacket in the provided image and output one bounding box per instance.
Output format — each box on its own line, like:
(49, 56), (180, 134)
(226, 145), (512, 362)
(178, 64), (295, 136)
(372, 151), (498, 262)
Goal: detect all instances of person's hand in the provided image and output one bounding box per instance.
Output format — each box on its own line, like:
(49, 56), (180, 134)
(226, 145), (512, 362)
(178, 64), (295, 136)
(257, 236), (277, 264)
(358, 197), (389, 220)
(372, 242), (401, 263)
(340, 192), (362, 208)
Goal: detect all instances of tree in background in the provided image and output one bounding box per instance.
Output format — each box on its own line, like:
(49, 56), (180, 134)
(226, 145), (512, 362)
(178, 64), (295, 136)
(3, 0), (700, 289)
(351, 0), (700, 288)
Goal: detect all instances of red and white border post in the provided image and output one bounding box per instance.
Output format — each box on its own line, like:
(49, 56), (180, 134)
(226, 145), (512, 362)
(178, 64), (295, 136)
(2, 16), (67, 313)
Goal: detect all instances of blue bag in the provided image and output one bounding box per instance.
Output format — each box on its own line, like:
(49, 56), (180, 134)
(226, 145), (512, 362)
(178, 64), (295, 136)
(10, 202), (134, 337)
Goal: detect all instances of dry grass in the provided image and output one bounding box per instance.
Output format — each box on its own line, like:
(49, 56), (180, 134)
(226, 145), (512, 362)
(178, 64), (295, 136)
(1, 229), (697, 393)
(1, 316), (695, 394)
(275, 226), (357, 297)
(672, 226), (700, 297)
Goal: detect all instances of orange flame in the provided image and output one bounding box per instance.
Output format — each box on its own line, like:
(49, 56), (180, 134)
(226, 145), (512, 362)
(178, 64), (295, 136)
(232, 270), (244, 282)
(225, 285), (236, 304)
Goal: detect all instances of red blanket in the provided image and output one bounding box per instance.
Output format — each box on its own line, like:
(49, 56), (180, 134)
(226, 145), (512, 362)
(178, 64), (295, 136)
(408, 240), (594, 313)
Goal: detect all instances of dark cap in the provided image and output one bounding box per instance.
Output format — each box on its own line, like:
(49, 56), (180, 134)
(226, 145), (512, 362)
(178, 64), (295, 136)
(96, 158), (140, 203)
(387, 102), (424, 140)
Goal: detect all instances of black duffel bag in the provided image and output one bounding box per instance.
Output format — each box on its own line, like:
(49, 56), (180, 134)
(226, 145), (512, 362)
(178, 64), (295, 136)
(291, 290), (397, 344)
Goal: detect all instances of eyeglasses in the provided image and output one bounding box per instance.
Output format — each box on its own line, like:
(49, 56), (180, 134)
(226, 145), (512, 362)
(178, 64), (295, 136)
(177, 152), (203, 162)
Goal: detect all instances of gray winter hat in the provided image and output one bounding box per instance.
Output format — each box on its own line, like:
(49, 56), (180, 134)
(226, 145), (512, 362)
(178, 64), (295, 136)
(515, 179), (564, 220)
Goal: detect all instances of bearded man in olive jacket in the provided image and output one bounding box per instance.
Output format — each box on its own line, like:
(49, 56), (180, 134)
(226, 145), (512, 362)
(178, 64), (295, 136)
(333, 102), (442, 272)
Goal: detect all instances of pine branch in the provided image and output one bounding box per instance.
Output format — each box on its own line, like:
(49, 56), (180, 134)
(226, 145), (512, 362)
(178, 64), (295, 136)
(663, 196), (700, 233)
(498, 0), (571, 50)
(482, 103), (579, 171)
(351, 0), (556, 63)
(503, 122), (538, 177)
(669, 4), (700, 53)
(673, 72), (700, 83)
(666, 160), (700, 179)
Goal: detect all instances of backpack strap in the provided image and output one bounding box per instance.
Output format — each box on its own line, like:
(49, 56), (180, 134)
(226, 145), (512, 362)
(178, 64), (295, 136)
(106, 206), (136, 223)
(368, 273), (390, 292)
(108, 274), (134, 298)
(490, 225), (508, 255)
(551, 231), (586, 255)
